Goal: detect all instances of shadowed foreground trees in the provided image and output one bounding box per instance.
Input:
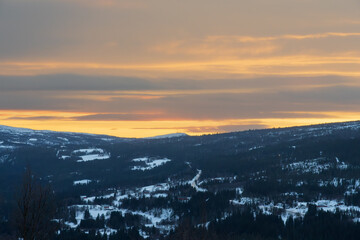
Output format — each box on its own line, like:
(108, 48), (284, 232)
(167, 206), (360, 240)
(15, 168), (56, 240)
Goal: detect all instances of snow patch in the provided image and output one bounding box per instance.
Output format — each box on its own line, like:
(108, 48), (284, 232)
(283, 158), (330, 174)
(131, 157), (171, 171)
(189, 170), (207, 192)
(74, 179), (92, 185)
(73, 148), (110, 162)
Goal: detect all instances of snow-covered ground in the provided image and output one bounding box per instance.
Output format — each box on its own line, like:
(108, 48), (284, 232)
(73, 148), (106, 155)
(189, 170), (207, 192)
(73, 148), (111, 162)
(77, 154), (110, 162)
(57, 148), (111, 162)
(335, 157), (348, 170)
(232, 196), (360, 224)
(282, 158), (331, 174)
(249, 146), (263, 151)
(57, 137), (69, 142)
(0, 125), (34, 134)
(63, 160), (360, 239)
(140, 183), (170, 193)
(131, 157), (171, 171)
(67, 194), (175, 235)
(144, 133), (188, 139)
(74, 179), (92, 185)
(0, 145), (15, 149)
(199, 176), (237, 186)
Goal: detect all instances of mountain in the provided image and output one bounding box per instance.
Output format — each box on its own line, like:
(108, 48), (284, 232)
(2, 121), (360, 239)
(0, 124), (131, 146)
(144, 133), (188, 139)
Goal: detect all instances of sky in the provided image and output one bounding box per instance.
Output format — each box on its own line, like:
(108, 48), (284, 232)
(1, 0), (360, 138)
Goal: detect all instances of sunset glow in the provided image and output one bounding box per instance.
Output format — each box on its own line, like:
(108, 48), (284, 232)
(1, 0), (360, 137)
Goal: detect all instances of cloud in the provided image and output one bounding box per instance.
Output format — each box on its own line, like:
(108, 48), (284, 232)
(2, 53), (360, 78)
(132, 123), (269, 133)
(1, 0), (360, 137)
(341, 20), (360, 25)
(206, 32), (360, 43)
(151, 32), (360, 60)
(183, 124), (269, 133)
(0, 74), (154, 91)
(151, 39), (279, 57)
(3, 111), (332, 122)
(2, 75), (360, 121)
(3, 0), (146, 8)
(72, 113), (167, 121)
(6, 116), (64, 120)
(1, 0), (360, 76)
(0, 74), (354, 92)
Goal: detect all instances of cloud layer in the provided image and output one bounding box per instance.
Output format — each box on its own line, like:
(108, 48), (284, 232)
(1, 0), (360, 137)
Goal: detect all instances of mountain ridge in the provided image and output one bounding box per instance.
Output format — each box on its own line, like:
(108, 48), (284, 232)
(1, 119), (360, 139)
(2, 120), (360, 238)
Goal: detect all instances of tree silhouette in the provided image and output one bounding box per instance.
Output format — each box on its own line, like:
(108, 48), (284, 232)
(15, 168), (56, 240)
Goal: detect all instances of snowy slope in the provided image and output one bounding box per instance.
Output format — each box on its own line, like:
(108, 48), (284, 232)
(0, 125), (129, 147)
(144, 133), (188, 139)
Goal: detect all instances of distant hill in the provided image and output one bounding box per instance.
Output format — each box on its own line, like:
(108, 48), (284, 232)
(2, 121), (360, 238)
(144, 132), (189, 139)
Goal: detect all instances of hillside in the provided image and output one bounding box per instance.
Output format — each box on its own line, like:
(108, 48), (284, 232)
(2, 121), (360, 239)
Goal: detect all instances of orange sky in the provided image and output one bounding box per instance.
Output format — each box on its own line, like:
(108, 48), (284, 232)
(1, 0), (360, 138)
(3, 110), (360, 138)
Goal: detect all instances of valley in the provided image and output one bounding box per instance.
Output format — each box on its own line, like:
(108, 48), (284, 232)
(2, 122), (360, 239)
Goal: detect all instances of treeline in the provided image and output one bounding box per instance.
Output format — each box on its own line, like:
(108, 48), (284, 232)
(167, 205), (360, 240)
(55, 228), (144, 240)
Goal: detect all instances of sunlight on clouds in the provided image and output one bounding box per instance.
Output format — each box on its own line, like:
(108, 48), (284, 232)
(1, 55), (360, 78)
(206, 32), (360, 43)
(0, 117), (358, 138)
(72, 0), (147, 8)
(1, 0), (360, 137)
(6, 0), (146, 8)
(1, 30), (360, 78)
(151, 40), (279, 57)
(2, 110), (360, 138)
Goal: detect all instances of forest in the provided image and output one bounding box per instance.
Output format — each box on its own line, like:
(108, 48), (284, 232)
(1, 122), (360, 239)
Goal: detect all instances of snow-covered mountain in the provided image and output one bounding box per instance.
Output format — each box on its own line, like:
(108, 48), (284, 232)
(2, 121), (360, 238)
(144, 133), (188, 139)
(0, 124), (129, 147)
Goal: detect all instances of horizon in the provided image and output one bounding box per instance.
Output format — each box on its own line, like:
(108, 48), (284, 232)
(2, 118), (360, 139)
(1, 0), (360, 137)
